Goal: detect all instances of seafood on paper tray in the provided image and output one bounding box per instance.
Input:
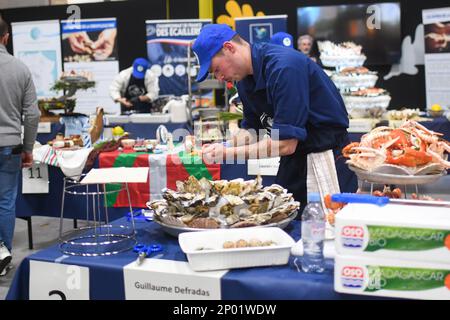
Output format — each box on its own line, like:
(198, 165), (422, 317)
(147, 175), (300, 229)
(385, 108), (421, 121)
(342, 120), (450, 174)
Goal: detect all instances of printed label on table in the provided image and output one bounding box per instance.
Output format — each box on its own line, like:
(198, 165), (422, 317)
(29, 260), (90, 300)
(123, 259), (227, 300)
(247, 157), (280, 176)
(37, 122), (51, 133)
(22, 163), (49, 194)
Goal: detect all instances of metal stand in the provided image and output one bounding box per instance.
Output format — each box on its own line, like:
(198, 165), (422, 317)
(59, 174), (137, 256)
(359, 179), (419, 199)
(351, 164), (446, 200)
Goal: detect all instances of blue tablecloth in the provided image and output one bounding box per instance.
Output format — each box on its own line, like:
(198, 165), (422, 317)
(15, 159), (273, 219)
(6, 218), (374, 300)
(17, 121), (191, 219)
(18, 117), (450, 219)
(34, 121), (191, 145)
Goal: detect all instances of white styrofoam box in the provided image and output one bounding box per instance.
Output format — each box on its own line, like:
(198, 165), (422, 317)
(335, 203), (450, 264)
(335, 255), (450, 300)
(291, 239), (336, 259)
(178, 227), (295, 271)
(129, 113), (170, 123)
(104, 114), (130, 125)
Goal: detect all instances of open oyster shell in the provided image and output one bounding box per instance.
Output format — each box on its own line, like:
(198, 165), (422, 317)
(147, 175), (300, 230)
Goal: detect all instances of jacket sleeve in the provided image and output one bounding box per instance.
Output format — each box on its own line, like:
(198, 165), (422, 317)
(144, 70), (160, 102)
(236, 84), (262, 132)
(22, 71), (40, 153)
(268, 65), (309, 141)
(109, 69), (127, 101)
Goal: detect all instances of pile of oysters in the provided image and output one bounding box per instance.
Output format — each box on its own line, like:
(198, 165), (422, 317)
(147, 175), (299, 229)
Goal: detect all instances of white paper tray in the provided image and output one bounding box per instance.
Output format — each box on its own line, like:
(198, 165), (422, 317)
(130, 113), (170, 123)
(104, 115), (130, 125)
(178, 227), (295, 271)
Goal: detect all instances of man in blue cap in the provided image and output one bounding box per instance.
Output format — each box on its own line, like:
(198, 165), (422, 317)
(195, 24), (357, 214)
(270, 32), (294, 48)
(110, 57), (160, 114)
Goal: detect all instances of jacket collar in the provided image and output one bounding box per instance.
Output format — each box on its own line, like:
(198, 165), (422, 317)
(250, 44), (267, 92)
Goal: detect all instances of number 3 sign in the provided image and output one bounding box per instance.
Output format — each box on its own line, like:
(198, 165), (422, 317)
(29, 261), (90, 300)
(22, 163), (49, 194)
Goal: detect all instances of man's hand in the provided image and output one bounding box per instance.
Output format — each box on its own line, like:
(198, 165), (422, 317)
(68, 32), (93, 54)
(21, 151), (33, 168)
(116, 97), (133, 107)
(229, 128), (257, 147)
(202, 143), (226, 164)
(92, 29), (117, 60)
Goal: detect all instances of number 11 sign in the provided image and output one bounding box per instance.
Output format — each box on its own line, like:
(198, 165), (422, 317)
(22, 163), (49, 194)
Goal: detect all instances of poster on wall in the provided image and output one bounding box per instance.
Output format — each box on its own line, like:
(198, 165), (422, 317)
(61, 18), (120, 115)
(145, 19), (211, 103)
(11, 20), (62, 99)
(422, 8), (450, 109)
(235, 15), (287, 45)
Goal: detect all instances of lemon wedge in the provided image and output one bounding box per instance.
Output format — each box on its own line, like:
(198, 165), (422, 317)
(431, 104), (442, 112)
(112, 126), (124, 136)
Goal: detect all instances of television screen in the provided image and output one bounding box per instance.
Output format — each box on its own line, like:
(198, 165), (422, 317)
(297, 2), (401, 65)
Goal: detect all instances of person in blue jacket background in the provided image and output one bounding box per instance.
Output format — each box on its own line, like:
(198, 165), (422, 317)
(270, 32), (294, 49)
(196, 24), (357, 213)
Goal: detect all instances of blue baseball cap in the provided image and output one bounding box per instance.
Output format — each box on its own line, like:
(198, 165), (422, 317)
(193, 24), (237, 82)
(132, 58), (149, 79)
(270, 32), (293, 48)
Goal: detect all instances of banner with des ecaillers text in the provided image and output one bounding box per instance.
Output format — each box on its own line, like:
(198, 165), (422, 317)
(61, 18), (120, 115)
(145, 19), (211, 100)
(11, 20), (62, 99)
(422, 8), (450, 109)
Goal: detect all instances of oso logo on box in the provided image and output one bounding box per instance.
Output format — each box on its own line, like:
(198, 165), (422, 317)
(341, 266), (365, 289)
(341, 226), (364, 248)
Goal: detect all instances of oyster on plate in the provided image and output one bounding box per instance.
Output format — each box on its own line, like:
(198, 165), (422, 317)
(147, 175), (299, 230)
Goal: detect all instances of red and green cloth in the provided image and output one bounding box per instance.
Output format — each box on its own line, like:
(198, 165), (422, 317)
(99, 150), (220, 207)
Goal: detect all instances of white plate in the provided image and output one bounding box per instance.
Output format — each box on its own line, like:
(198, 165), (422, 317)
(348, 164), (447, 185)
(153, 209), (298, 238)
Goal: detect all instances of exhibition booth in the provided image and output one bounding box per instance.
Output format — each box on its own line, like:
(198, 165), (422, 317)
(1, 0), (450, 301)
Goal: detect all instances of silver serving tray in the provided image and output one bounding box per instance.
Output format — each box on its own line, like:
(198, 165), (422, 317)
(349, 164), (447, 185)
(152, 210), (298, 238)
